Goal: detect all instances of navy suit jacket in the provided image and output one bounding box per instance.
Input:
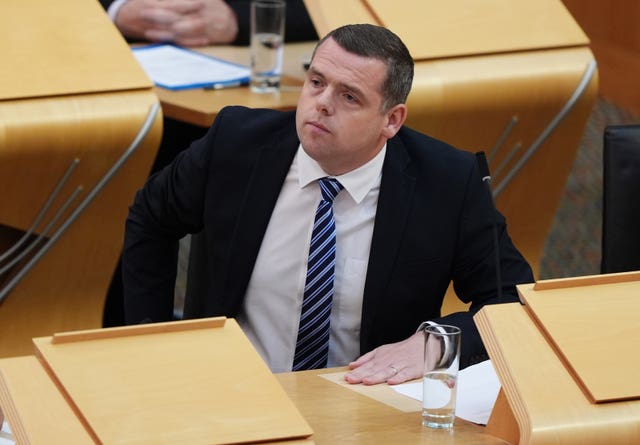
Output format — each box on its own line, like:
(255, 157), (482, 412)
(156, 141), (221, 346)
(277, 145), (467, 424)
(123, 106), (533, 367)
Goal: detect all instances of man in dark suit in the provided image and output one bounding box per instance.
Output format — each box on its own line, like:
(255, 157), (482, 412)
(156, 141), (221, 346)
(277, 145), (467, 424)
(123, 24), (533, 384)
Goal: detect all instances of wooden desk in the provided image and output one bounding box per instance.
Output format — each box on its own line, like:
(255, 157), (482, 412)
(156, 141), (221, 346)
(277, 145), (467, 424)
(475, 272), (640, 445)
(154, 42), (314, 127)
(0, 357), (507, 444)
(276, 368), (507, 444)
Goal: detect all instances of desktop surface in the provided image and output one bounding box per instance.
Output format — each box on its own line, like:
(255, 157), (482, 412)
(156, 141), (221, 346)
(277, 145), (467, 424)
(151, 42), (314, 127)
(276, 367), (508, 444)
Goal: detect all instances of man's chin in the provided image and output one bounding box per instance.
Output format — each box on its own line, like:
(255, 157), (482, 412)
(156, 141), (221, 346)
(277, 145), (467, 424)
(300, 143), (329, 163)
(300, 135), (328, 154)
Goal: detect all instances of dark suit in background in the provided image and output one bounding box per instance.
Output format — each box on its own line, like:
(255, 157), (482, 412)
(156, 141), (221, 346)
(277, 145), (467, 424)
(98, 0), (318, 45)
(123, 106), (533, 368)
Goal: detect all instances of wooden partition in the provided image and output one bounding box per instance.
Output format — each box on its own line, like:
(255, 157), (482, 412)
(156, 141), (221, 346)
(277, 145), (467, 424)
(475, 271), (640, 444)
(304, 0), (598, 309)
(0, 318), (313, 444)
(0, 0), (162, 357)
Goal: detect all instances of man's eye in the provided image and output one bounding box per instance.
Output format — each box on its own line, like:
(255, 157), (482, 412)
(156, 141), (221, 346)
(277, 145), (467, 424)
(345, 94), (357, 102)
(310, 79), (321, 87)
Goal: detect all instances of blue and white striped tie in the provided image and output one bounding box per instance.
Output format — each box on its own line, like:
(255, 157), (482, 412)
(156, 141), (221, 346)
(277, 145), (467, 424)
(293, 177), (343, 371)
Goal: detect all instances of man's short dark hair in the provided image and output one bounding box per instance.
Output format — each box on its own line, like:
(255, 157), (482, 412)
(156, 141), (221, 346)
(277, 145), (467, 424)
(313, 24), (414, 112)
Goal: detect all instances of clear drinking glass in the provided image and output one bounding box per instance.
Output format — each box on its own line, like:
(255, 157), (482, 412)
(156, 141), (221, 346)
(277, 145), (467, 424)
(249, 0), (286, 93)
(422, 324), (461, 429)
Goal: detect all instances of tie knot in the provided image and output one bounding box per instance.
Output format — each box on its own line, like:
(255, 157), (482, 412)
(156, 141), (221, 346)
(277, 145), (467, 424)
(318, 177), (343, 203)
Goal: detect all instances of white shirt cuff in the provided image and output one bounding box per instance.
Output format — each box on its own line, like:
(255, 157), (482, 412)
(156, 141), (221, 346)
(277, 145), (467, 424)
(106, 0), (129, 21)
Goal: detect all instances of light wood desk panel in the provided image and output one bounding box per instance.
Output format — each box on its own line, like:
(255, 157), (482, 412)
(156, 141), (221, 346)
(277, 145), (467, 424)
(276, 368), (508, 444)
(1, 0), (150, 100)
(0, 357), (508, 445)
(476, 298), (640, 445)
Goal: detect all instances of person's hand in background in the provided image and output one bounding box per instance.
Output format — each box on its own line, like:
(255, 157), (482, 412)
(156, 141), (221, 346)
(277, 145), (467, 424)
(115, 0), (238, 46)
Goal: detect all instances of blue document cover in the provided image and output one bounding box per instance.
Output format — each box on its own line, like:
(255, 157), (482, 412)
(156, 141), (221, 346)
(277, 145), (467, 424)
(132, 44), (250, 90)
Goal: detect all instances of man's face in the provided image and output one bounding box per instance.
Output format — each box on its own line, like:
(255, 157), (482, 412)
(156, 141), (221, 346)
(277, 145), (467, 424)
(295, 38), (406, 176)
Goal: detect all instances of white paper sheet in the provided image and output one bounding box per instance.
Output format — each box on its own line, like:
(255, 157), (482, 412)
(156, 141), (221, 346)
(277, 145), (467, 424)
(132, 44), (250, 90)
(392, 359), (501, 425)
(0, 420), (14, 445)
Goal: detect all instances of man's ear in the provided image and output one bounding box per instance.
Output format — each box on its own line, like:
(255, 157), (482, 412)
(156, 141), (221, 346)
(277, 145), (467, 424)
(382, 104), (408, 139)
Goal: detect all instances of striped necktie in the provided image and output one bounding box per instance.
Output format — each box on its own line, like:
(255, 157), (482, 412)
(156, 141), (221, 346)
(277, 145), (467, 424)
(292, 177), (344, 371)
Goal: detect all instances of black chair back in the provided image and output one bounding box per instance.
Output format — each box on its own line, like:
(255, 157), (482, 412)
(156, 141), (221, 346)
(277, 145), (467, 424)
(601, 125), (640, 273)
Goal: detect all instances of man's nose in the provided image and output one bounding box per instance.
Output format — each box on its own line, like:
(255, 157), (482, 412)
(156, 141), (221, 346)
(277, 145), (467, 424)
(315, 89), (334, 115)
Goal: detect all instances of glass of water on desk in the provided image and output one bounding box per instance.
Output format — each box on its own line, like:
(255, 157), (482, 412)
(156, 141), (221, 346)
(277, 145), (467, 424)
(250, 0), (285, 93)
(422, 324), (461, 429)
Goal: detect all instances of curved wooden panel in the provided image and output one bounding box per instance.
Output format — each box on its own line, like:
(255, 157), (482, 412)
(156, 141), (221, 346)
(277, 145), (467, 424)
(0, 90), (162, 357)
(477, 301), (640, 445)
(367, 0), (588, 60)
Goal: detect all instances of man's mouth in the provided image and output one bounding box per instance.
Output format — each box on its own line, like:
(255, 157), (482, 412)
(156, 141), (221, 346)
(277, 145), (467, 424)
(307, 120), (330, 133)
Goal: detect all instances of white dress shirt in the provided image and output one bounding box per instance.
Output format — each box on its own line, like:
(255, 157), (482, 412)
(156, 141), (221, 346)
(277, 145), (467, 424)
(236, 144), (386, 372)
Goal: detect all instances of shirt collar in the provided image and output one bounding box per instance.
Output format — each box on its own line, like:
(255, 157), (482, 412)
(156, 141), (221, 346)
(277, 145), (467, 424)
(297, 144), (386, 204)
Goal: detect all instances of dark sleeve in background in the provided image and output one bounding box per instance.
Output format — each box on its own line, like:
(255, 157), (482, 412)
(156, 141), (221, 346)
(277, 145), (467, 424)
(228, 0), (318, 45)
(98, 0), (317, 45)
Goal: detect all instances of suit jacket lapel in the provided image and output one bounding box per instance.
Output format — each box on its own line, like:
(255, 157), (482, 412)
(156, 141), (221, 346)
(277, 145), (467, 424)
(222, 118), (300, 312)
(360, 136), (416, 350)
